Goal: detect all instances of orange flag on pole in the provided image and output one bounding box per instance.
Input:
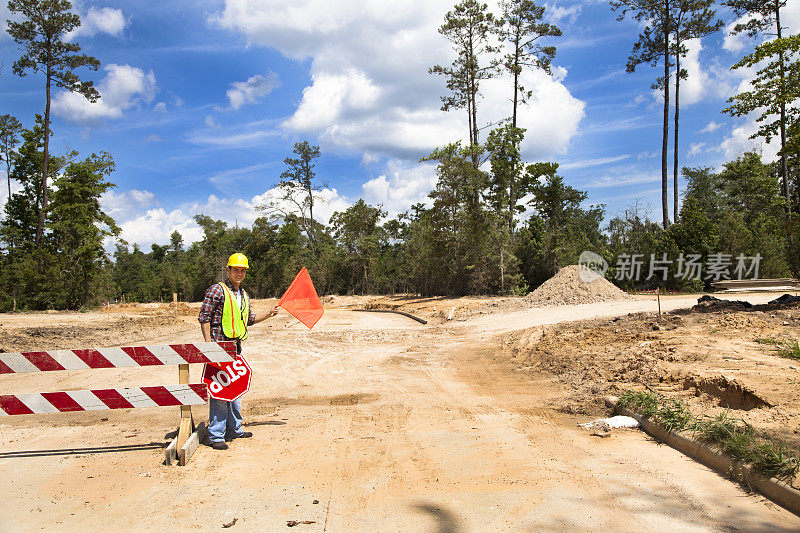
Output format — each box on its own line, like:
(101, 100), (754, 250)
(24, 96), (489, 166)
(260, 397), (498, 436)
(278, 267), (324, 329)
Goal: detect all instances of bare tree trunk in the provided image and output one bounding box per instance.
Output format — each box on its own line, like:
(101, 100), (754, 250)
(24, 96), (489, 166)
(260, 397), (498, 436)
(467, 84), (473, 153)
(674, 46), (681, 221)
(37, 60), (52, 247)
(509, 42), (520, 234)
(661, 3), (671, 229)
(500, 247), (505, 293)
(306, 181), (316, 250)
(775, 0), (790, 215)
(470, 68), (479, 169)
(5, 151), (11, 208)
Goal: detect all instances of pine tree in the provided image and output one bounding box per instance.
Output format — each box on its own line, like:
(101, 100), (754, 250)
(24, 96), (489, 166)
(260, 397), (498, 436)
(724, 0), (791, 210)
(724, 34), (800, 215)
(496, 0), (560, 234)
(430, 0), (501, 168)
(259, 141), (325, 252)
(7, 0), (101, 247)
(612, 0), (674, 228)
(49, 152), (120, 308)
(670, 0), (721, 218)
(0, 115), (23, 211)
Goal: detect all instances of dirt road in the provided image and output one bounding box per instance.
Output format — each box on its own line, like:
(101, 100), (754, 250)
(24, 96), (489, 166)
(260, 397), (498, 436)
(1, 294), (798, 531)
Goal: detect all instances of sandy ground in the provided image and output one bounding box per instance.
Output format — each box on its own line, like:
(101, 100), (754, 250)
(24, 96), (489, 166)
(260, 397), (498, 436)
(1, 293), (799, 531)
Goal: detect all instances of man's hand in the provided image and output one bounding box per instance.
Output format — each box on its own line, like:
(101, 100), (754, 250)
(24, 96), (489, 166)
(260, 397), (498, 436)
(253, 305), (280, 324)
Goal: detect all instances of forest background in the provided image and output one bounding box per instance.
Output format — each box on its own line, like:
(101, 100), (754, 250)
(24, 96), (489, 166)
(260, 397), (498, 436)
(0, 0), (798, 310)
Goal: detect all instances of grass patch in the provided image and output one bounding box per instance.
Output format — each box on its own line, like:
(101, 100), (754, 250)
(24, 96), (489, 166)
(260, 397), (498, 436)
(618, 390), (659, 418)
(618, 390), (799, 480)
(755, 337), (800, 360)
(775, 339), (800, 359)
(694, 412), (799, 479)
(755, 337), (781, 345)
(658, 398), (692, 432)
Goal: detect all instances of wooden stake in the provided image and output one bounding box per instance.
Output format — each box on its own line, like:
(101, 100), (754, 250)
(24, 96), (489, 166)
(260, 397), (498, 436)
(176, 364), (194, 452)
(173, 292), (178, 318)
(657, 287), (662, 317)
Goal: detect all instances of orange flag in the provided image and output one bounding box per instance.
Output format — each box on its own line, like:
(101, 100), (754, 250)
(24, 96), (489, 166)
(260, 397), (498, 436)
(278, 267), (324, 329)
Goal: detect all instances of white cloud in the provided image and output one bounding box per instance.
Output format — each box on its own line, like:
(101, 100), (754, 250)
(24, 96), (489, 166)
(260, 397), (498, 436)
(0, 174), (24, 205)
(583, 115), (654, 134)
(0, 3), (12, 39)
(645, 38), (718, 107)
(361, 159), (438, 217)
(205, 116), (220, 129)
(588, 172), (661, 188)
(105, 184), (354, 249)
(786, 1), (800, 33)
(560, 155), (631, 171)
(722, 16), (751, 53)
(719, 119), (780, 162)
(114, 207), (204, 249)
(700, 121), (721, 133)
(642, 38), (737, 108)
(102, 189), (157, 222)
(207, 162), (277, 190)
(226, 71), (280, 110)
(189, 128), (280, 148)
(677, 39), (708, 105)
(546, 3), (581, 24)
(688, 142), (706, 156)
(212, 0), (584, 161)
(52, 64), (156, 124)
(66, 6), (126, 40)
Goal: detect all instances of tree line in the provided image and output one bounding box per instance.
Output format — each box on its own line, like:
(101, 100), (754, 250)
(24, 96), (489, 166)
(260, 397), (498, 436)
(0, 0), (798, 310)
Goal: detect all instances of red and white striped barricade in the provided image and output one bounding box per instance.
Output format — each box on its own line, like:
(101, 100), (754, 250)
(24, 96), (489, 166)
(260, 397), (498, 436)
(0, 341), (236, 465)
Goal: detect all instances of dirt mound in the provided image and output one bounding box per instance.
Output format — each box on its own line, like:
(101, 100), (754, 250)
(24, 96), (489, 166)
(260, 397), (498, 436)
(525, 265), (631, 306)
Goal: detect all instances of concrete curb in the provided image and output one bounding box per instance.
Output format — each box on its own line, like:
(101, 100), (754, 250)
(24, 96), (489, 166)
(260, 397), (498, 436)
(604, 395), (800, 517)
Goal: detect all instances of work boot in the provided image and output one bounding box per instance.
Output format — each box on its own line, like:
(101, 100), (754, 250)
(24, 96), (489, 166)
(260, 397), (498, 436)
(210, 441), (228, 450)
(226, 431), (253, 441)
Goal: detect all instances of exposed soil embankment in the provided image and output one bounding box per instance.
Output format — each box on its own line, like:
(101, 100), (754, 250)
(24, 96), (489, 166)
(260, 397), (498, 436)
(500, 302), (800, 450)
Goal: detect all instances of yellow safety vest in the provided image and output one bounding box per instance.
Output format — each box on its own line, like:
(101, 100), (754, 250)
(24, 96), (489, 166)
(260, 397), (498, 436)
(219, 283), (250, 340)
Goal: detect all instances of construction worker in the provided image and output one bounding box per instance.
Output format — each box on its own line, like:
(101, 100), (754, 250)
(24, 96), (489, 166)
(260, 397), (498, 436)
(198, 252), (279, 450)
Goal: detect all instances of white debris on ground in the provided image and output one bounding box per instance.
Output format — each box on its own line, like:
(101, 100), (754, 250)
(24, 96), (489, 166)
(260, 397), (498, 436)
(579, 416), (640, 429)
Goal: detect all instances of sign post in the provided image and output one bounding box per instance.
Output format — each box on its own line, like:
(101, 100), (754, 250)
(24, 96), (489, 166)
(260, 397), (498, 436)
(176, 363), (193, 452)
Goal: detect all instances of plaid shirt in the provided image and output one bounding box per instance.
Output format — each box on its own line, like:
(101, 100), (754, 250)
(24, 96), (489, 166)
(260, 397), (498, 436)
(198, 279), (256, 342)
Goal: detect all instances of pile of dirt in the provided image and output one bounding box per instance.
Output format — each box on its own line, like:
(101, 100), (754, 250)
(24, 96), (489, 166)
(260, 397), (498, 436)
(525, 265), (632, 306)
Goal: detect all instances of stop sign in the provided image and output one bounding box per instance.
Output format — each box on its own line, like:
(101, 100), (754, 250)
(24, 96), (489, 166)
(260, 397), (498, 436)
(202, 355), (252, 402)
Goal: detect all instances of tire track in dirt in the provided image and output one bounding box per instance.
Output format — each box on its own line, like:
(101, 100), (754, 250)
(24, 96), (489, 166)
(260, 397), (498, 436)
(1, 299), (798, 530)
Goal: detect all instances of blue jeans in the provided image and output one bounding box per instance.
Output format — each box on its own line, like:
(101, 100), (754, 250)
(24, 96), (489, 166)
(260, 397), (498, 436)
(208, 397), (243, 442)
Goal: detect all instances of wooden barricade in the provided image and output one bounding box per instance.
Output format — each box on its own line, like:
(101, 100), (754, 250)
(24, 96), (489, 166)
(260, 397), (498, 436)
(0, 341), (235, 465)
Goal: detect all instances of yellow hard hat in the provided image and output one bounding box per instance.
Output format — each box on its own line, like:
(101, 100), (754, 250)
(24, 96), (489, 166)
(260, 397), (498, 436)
(227, 252), (249, 269)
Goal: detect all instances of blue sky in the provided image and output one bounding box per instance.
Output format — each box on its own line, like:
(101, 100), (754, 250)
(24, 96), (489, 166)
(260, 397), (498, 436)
(1, 0), (799, 249)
